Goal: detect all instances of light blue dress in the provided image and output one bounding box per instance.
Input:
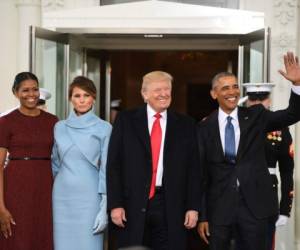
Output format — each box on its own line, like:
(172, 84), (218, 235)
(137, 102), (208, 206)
(52, 110), (112, 250)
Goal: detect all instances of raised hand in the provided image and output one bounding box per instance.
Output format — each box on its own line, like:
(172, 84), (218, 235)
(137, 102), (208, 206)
(279, 51), (300, 85)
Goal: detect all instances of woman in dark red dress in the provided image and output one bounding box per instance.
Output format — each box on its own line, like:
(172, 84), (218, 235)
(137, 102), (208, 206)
(0, 72), (58, 250)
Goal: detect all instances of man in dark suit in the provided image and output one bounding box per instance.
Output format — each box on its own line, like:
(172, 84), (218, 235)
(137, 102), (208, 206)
(107, 71), (201, 250)
(197, 52), (300, 250)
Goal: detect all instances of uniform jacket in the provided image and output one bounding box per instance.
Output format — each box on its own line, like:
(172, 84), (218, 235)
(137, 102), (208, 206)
(265, 127), (294, 216)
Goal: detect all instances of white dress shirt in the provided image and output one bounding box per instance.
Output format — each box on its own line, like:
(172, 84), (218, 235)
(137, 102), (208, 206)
(218, 107), (240, 155)
(147, 105), (167, 187)
(292, 85), (300, 95)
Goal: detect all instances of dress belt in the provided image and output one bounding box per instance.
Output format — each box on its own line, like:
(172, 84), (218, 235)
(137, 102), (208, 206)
(268, 168), (276, 175)
(9, 157), (51, 161)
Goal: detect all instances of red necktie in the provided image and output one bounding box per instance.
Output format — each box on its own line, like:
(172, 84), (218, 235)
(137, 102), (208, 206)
(149, 113), (162, 199)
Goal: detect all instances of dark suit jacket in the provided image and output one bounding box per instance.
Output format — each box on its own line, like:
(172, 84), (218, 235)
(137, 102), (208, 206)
(107, 105), (201, 250)
(197, 91), (300, 225)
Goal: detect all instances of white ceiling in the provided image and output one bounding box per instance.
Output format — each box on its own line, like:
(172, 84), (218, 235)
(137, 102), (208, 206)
(43, 0), (264, 34)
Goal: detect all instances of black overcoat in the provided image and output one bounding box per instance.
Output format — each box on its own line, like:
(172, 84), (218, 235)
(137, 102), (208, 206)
(107, 105), (201, 250)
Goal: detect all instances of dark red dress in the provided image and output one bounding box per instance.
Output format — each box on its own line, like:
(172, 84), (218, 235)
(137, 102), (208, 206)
(0, 109), (58, 250)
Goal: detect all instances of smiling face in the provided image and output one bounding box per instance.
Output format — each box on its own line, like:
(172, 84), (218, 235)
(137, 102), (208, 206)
(210, 75), (240, 114)
(14, 79), (39, 110)
(71, 87), (94, 115)
(141, 79), (172, 113)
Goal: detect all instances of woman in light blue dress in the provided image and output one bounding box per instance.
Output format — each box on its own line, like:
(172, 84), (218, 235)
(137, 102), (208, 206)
(52, 76), (112, 250)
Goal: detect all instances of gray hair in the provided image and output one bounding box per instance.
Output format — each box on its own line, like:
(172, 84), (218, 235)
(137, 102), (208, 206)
(211, 72), (237, 89)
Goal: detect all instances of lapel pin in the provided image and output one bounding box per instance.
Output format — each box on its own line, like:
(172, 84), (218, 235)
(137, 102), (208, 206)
(244, 116), (248, 120)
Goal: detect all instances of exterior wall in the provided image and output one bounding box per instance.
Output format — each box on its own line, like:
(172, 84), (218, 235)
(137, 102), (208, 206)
(241, 0), (300, 249)
(0, 1), (299, 248)
(295, 4), (300, 250)
(0, 0), (42, 113)
(42, 0), (98, 11)
(0, 0), (19, 112)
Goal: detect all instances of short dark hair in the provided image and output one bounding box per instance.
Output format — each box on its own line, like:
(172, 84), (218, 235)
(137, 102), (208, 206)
(248, 92), (270, 101)
(12, 72), (39, 93)
(68, 76), (97, 100)
(211, 72), (237, 89)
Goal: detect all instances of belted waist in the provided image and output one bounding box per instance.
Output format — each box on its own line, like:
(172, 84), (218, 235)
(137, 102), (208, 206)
(268, 168), (276, 175)
(9, 157), (51, 161)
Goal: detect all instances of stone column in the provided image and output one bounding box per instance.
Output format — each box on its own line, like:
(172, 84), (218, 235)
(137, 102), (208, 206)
(16, 0), (41, 71)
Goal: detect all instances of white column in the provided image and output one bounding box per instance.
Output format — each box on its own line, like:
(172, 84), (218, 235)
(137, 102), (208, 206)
(296, 3), (300, 250)
(241, 0), (299, 249)
(271, 1), (299, 250)
(16, 0), (41, 71)
(0, 0), (19, 112)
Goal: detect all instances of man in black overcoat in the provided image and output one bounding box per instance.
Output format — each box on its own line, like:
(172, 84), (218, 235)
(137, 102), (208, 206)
(107, 71), (201, 250)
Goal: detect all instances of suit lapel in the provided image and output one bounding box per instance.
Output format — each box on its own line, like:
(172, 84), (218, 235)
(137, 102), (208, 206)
(237, 107), (249, 159)
(163, 110), (178, 159)
(209, 111), (225, 157)
(133, 106), (151, 156)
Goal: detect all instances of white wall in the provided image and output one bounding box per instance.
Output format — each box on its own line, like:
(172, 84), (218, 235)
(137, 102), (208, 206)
(0, 0), (19, 113)
(242, 0), (300, 249)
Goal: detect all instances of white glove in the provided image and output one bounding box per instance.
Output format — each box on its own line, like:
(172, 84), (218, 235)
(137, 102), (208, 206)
(275, 215), (288, 227)
(92, 194), (108, 234)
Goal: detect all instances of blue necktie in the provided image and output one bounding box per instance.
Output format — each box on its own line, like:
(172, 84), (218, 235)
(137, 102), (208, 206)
(225, 116), (236, 163)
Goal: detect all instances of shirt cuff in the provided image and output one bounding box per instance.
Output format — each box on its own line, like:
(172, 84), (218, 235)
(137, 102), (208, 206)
(291, 85), (300, 95)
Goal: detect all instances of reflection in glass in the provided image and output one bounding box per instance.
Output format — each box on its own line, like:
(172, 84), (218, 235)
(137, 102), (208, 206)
(35, 38), (67, 119)
(243, 40), (264, 83)
(87, 56), (101, 116)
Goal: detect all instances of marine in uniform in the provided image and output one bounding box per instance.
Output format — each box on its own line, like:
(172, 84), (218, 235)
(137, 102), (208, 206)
(241, 83), (294, 250)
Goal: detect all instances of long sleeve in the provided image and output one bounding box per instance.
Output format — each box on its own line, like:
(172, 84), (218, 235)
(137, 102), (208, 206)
(51, 141), (60, 177)
(186, 120), (202, 212)
(265, 90), (300, 132)
(278, 129), (294, 216)
(98, 126), (112, 194)
(197, 121), (207, 219)
(106, 113), (124, 210)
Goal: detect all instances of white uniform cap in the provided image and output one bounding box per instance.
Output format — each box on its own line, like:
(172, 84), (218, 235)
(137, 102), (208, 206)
(242, 82), (275, 93)
(111, 99), (121, 108)
(39, 88), (51, 101)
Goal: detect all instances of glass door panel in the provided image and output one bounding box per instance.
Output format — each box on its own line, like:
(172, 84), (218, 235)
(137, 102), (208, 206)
(240, 28), (270, 83)
(30, 26), (69, 119)
(86, 56), (101, 116)
(238, 28), (270, 95)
